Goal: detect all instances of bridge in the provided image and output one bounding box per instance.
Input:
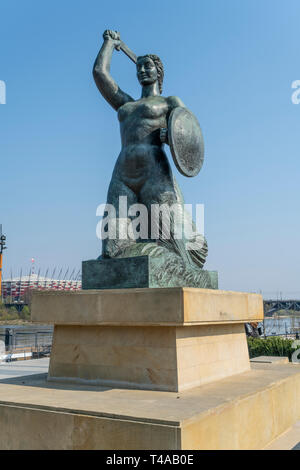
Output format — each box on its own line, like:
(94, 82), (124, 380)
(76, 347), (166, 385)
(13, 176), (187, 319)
(264, 300), (300, 316)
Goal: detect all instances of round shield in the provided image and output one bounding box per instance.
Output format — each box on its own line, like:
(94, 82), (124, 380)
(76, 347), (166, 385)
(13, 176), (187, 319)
(168, 107), (204, 177)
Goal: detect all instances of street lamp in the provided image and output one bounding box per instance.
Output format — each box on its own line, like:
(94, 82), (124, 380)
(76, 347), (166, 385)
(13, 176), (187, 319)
(0, 225), (7, 299)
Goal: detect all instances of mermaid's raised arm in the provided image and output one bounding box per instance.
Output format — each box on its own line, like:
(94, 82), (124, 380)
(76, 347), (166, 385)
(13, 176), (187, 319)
(93, 30), (134, 111)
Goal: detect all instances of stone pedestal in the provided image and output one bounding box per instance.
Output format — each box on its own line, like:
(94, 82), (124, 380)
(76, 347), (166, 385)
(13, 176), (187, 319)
(2, 288), (299, 450)
(31, 288), (263, 392)
(1, 360), (300, 450)
(82, 257), (218, 290)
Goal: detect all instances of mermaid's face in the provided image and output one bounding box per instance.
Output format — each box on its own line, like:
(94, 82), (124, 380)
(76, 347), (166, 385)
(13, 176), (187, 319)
(137, 57), (158, 87)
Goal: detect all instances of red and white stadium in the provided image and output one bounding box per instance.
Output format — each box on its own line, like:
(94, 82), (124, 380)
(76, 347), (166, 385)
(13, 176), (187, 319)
(2, 272), (81, 303)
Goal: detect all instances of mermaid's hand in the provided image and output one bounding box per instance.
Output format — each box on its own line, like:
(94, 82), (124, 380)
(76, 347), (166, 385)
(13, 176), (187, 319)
(103, 30), (121, 50)
(160, 128), (169, 144)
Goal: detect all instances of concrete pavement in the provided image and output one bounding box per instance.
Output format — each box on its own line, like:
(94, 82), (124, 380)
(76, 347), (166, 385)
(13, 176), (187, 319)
(0, 358), (49, 380)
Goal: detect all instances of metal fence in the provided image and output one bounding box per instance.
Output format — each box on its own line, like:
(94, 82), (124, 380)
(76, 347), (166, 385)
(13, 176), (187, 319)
(0, 329), (53, 359)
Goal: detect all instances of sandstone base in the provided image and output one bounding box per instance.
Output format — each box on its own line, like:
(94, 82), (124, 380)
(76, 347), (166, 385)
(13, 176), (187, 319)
(31, 287), (263, 392)
(48, 323), (250, 391)
(0, 361), (299, 450)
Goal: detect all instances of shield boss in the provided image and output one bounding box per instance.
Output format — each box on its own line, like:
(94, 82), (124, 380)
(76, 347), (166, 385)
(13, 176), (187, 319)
(168, 107), (204, 177)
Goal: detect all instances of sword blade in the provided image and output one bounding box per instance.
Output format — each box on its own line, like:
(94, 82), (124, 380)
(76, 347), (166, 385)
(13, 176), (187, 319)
(119, 40), (137, 64)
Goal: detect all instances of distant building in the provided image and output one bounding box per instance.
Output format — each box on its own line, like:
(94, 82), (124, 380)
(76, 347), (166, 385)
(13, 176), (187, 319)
(2, 274), (81, 303)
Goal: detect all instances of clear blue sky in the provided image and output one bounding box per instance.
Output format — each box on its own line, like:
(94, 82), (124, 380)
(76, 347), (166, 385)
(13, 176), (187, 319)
(1, 0), (299, 297)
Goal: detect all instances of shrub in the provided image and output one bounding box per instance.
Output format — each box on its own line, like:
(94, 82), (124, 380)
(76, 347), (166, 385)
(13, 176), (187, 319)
(247, 336), (297, 361)
(0, 307), (19, 321)
(0, 301), (30, 322)
(19, 305), (31, 321)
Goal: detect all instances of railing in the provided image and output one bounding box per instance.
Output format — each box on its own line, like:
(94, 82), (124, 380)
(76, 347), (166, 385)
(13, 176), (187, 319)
(0, 330), (52, 360)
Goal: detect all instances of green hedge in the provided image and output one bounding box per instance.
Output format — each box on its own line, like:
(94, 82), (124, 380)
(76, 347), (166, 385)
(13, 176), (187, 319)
(0, 301), (30, 322)
(247, 336), (297, 362)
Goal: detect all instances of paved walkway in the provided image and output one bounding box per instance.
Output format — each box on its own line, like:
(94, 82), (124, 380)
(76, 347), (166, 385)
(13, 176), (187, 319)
(0, 358), (49, 380)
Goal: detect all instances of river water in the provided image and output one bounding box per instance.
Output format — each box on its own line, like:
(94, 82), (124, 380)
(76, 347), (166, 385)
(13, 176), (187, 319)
(263, 316), (300, 337)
